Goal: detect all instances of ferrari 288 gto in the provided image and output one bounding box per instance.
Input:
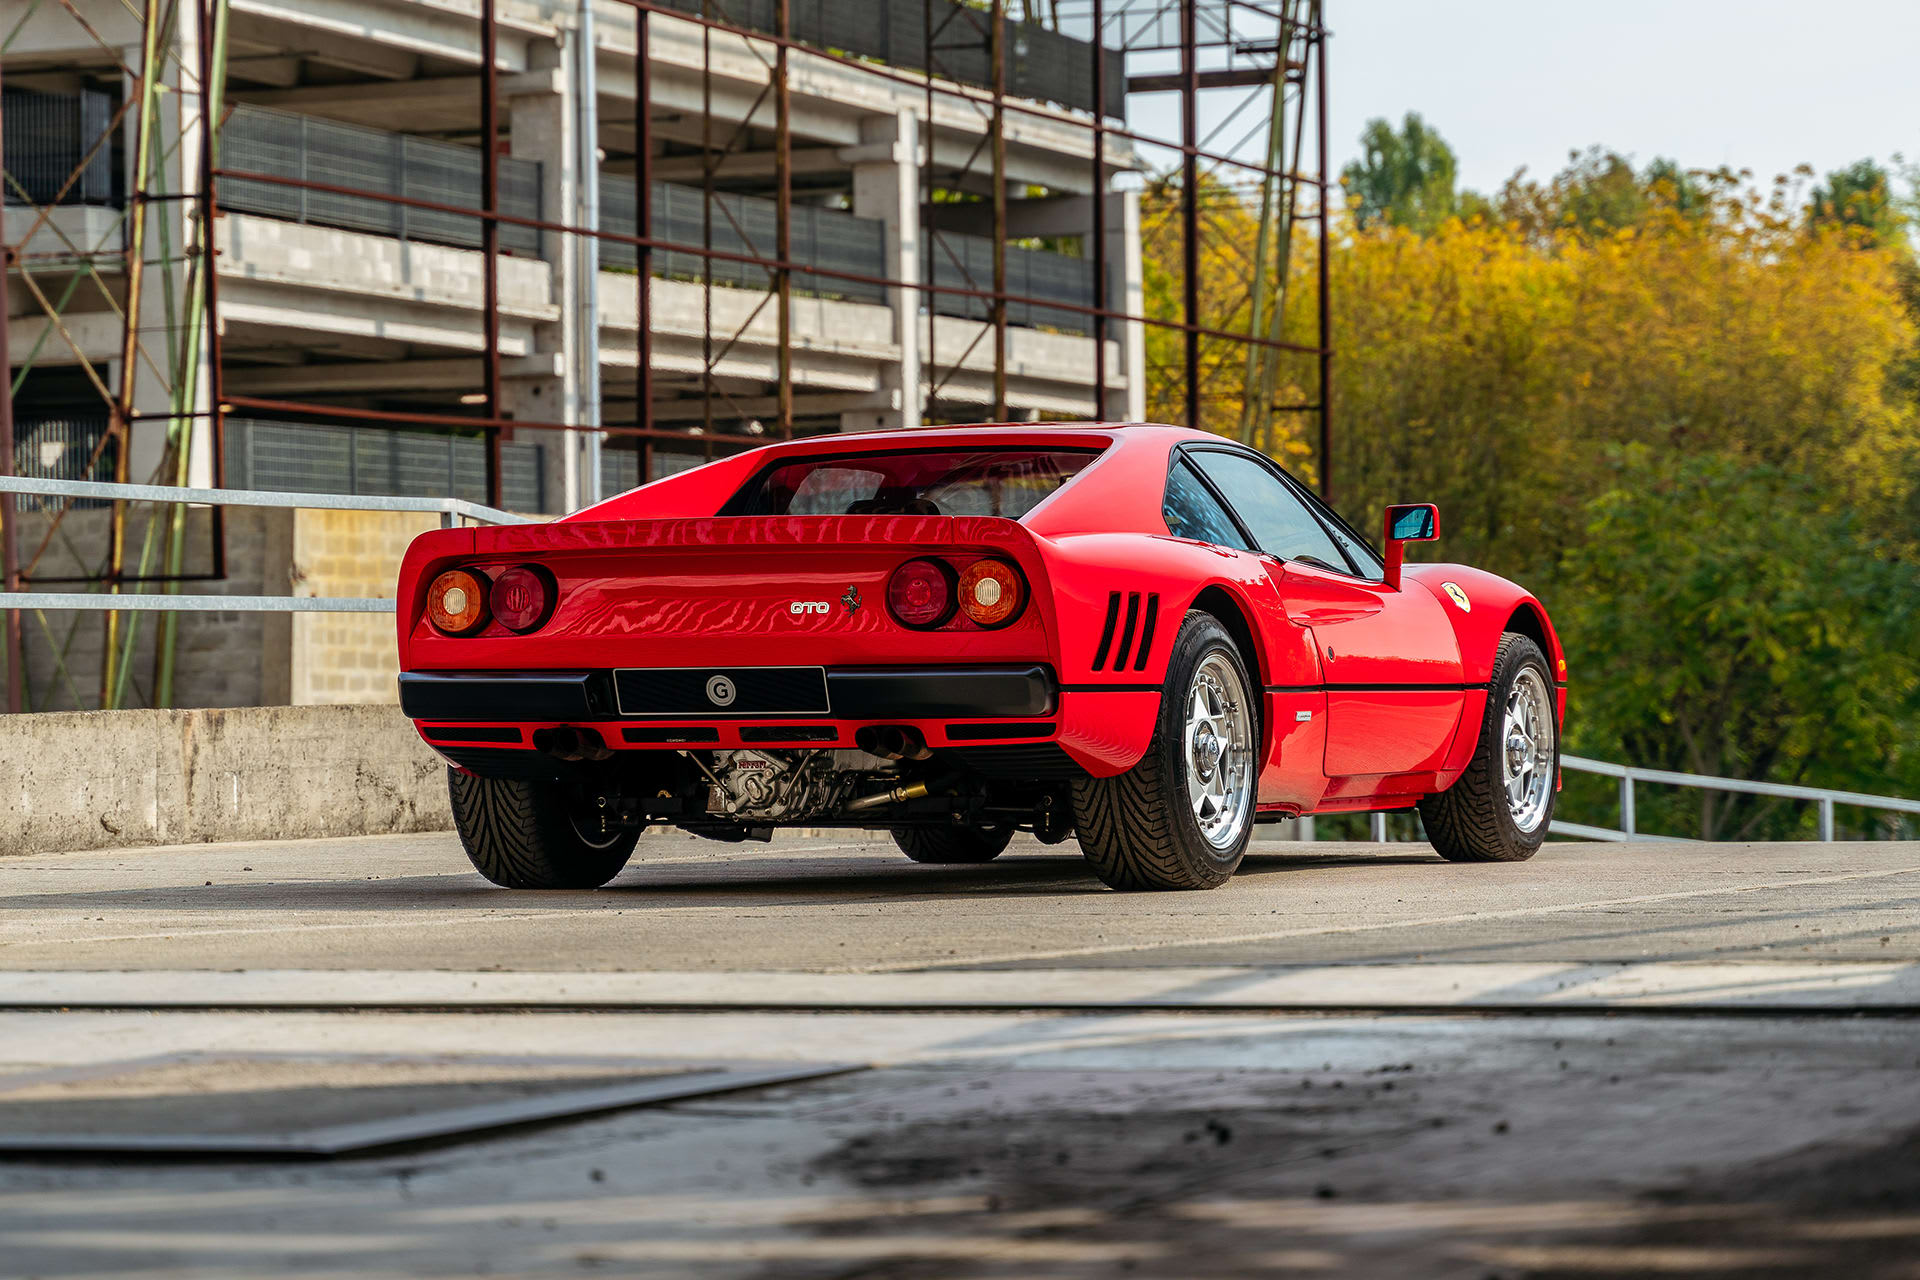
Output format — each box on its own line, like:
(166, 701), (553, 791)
(396, 424), (1565, 890)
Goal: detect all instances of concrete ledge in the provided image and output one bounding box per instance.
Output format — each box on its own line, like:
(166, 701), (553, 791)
(2, 705), (451, 856)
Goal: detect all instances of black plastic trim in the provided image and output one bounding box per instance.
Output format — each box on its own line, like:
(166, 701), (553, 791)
(826, 665), (1056, 718)
(404, 666), (1057, 722)
(944, 721), (1057, 741)
(399, 671), (609, 722)
(739, 725), (840, 743)
(420, 725), (522, 744)
(622, 726), (721, 744)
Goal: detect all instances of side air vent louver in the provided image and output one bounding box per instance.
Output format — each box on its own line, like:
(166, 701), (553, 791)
(1091, 591), (1161, 672)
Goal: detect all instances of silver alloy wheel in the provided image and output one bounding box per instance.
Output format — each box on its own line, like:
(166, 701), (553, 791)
(1184, 651), (1255, 850)
(1502, 666), (1556, 833)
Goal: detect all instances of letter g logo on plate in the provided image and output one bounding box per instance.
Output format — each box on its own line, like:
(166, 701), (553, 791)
(705, 674), (737, 707)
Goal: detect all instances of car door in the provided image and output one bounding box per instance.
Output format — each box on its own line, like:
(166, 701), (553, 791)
(1183, 447), (1465, 779)
(1159, 458), (1328, 810)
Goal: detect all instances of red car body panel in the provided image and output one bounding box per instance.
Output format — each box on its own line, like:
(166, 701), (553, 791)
(395, 424), (1565, 818)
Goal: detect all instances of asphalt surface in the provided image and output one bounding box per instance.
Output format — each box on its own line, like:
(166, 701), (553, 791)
(1, 830), (1917, 1278)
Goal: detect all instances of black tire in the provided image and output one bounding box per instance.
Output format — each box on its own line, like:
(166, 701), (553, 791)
(448, 769), (640, 888)
(1418, 633), (1558, 863)
(1070, 612), (1258, 890)
(893, 825), (1014, 864)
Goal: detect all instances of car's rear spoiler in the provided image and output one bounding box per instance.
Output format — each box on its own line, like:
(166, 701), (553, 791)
(412, 514), (1039, 560)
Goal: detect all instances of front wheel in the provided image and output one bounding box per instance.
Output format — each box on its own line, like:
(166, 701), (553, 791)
(1417, 633), (1558, 863)
(448, 769), (640, 888)
(1071, 612), (1258, 890)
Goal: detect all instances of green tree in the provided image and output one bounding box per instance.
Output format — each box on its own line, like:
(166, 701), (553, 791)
(1556, 448), (1920, 839)
(1810, 158), (1908, 246)
(1340, 113), (1461, 234)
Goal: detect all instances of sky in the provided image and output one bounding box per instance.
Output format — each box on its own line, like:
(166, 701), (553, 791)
(1325, 0), (1918, 195)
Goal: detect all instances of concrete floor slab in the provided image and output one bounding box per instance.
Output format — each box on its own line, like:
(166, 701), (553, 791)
(2, 959), (1919, 1012)
(0, 1053), (857, 1156)
(1, 830), (1917, 1276)
(2, 833), (1916, 972)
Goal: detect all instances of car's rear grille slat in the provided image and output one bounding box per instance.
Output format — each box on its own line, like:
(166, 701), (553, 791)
(1090, 591), (1122, 670)
(941, 743), (1088, 779)
(1113, 592), (1142, 669)
(1133, 592), (1160, 671)
(738, 725), (839, 743)
(622, 726), (721, 744)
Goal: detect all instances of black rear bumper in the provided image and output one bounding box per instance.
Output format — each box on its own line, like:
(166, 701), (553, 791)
(400, 665), (1057, 723)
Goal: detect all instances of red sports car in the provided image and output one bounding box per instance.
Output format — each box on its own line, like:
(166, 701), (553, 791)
(396, 424), (1564, 890)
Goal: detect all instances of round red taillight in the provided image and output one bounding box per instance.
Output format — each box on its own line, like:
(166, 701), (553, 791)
(426, 568), (490, 636)
(957, 558), (1025, 628)
(887, 558), (956, 629)
(490, 564), (555, 634)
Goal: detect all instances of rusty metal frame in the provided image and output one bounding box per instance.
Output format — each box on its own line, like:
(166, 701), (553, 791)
(3, 0), (1335, 710)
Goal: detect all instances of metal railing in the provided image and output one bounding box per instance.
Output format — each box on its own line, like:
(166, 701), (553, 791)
(1360, 756), (1918, 844)
(221, 105), (545, 257)
(224, 418), (548, 515)
(2, 87), (117, 206)
(599, 176), (889, 305)
(1550, 755), (1920, 843)
(926, 230), (1097, 335)
(644, 0), (1127, 118)
(0, 476), (523, 615)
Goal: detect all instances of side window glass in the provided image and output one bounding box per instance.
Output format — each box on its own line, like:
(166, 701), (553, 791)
(1162, 461), (1252, 550)
(1321, 513), (1385, 580)
(1190, 451), (1351, 570)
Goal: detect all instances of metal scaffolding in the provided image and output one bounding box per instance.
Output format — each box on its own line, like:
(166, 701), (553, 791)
(2, 0), (1332, 711)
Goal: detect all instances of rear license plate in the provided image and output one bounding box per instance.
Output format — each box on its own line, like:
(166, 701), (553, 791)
(612, 667), (830, 717)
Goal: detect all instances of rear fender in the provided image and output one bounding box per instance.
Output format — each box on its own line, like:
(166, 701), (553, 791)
(1034, 534), (1322, 778)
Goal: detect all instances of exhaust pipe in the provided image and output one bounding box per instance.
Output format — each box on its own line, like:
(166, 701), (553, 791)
(533, 725), (613, 762)
(846, 781), (931, 812)
(855, 725), (932, 761)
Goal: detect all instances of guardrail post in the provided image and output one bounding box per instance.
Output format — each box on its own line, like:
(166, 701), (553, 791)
(1369, 812), (1386, 842)
(1819, 798), (1835, 842)
(1620, 774), (1635, 838)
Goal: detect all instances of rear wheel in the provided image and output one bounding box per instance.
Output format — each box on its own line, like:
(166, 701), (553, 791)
(893, 825), (1013, 864)
(1418, 633), (1558, 863)
(1071, 612), (1257, 890)
(448, 769), (640, 888)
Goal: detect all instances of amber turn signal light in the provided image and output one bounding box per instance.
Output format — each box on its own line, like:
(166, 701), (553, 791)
(957, 558), (1025, 628)
(426, 567), (490, 636)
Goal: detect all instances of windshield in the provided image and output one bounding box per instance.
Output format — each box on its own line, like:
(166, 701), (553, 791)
(722, 448), (1101, 519)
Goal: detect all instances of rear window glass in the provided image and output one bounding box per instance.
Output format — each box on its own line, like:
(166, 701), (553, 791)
(723, 448), (1100, 519)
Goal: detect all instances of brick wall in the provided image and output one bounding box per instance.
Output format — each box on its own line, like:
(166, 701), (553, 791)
(287, 509), (438, 706)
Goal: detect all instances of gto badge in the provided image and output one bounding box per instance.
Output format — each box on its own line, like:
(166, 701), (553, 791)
(842, 585), (862, 614)
(1442, 582), (1471, 612)
(789, 600), (830, 615)
(705, 674), (737, 707)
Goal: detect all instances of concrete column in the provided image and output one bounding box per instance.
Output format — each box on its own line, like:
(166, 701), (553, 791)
(506, 50), (578, 513)
(841, 110), (921, 432)
(1107, 189), (1146, 423)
